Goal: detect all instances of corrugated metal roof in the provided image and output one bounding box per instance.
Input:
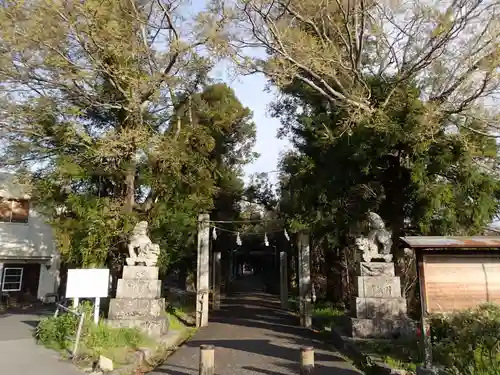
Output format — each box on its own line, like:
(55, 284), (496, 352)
(400, 236), (500, 249)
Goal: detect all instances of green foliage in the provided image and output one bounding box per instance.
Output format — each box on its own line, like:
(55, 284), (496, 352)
(3, 80), (255, 274)
(268, 75), (500, 310)
(36, 301), (148, 361)
(232, 0), (500, 143)
(0, 1), (253, 275)
(274, 77), (500, 248)
(431, 304), (500, 375)
(52, 196), (125, 268)
(150, 84), (256, 274)
(83, 323), (145, 359)
(354, 338), (421, 372)
(311, 302), (347, 331)
(36, 311), (78, 350)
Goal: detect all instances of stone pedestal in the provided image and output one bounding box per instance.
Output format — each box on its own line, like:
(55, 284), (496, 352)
(107, 266), (168, 337)
(348, 262), (407, 338)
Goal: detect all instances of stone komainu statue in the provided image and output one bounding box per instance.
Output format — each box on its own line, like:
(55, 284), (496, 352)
(355, 212), (393, 263)
(126, 221), (160, 267)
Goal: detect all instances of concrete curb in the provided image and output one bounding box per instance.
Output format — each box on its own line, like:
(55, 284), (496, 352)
(94, 328), (191, 375)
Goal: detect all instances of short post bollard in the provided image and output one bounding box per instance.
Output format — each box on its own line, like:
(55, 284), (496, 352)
(300, 346), (314, 375)
(199, 344), (215, 375)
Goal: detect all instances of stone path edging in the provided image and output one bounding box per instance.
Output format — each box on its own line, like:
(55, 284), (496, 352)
(94, 328), (192, 375)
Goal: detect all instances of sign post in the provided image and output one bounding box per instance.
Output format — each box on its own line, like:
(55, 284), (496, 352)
(66, 268), (110, 324)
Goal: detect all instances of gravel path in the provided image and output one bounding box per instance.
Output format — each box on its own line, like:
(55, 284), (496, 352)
(152, 277), (362, 375)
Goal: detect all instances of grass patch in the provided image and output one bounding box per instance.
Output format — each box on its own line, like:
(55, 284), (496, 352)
(165, 306), (196, 333)
(287, 297), (419, 371)
(312, 303), (348, 332)
(166, 309), (185, 331)
(36, 299), (195, 371)
(165, 299), (196, 328)
(310, 302), (420, 371)
(287, 297), (348, 332)
(35, 301), (156, 369)
(352, 337), (421, 372)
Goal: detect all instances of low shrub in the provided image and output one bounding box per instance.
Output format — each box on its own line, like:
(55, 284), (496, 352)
(35, 301), (150, 363)
(311, 302), (347, 331)
(430, 303), (500, 375)
(36, 310), (78, 350)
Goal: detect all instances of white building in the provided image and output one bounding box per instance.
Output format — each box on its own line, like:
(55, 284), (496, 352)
(0, 173), (60, 302)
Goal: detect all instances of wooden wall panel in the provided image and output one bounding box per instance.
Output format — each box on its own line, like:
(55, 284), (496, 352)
(423, 255), (500, 313)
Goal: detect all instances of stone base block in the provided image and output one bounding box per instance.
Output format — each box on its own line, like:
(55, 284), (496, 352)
(108, 298), (165, 319)
(116, 279), (161, 299)
(107, 317), (169, 337)
(357, 262), (395, 277)
(351, 297), (407, 319)
(349, 317), (408, 338)
(122, 266), (159, 280)
(355, 276), (401, 298)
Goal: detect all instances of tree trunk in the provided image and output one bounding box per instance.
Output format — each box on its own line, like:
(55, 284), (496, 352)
(325, 247), (341, 303)
(124, 161), (136, 213)
(381, 154), (409, 269)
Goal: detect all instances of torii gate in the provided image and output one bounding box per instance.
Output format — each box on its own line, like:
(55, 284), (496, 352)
(195, 213), (312, 328)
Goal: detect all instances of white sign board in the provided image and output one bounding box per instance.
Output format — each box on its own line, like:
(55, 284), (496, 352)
(66, 268), (110, 298)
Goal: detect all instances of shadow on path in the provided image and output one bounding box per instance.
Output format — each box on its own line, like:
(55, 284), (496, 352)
(152, 276), (361, 375)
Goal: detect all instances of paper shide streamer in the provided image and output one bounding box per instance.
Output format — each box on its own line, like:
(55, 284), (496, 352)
(210, 227), (291, 247)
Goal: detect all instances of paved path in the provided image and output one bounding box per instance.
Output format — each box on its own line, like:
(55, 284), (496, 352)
(153, 277), (362, 375)
(0, 306), (84, 375)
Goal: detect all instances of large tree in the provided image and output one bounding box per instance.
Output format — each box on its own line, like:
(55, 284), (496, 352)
(0, 0), (230, 209)
(0, 1), (247, 270)
(153, 83), (257, 276)
(277, 76), (500, 240)
(228, 0), (500, 136)
(274, 76), (500, 304)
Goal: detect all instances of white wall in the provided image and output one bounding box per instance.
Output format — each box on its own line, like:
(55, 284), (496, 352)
(37, 254), (60, 300)
(0, 209), (60, 299)
(0, 209), (56, 259)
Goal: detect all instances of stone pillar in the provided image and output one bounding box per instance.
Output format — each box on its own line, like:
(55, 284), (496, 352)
(349, 262), (408, 338)
(228, 250), (234, 282)
(212, 252), (221, 310)
(298, 232), (312, 328)
(107, 266), (168, 337)
(196, 213), (210, 328)
(0, 262), (3, 291)
(280, 252), (288, 309)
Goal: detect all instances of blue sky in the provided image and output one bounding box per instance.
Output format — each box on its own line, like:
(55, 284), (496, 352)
(188, 1), (291, 184)
(209, 60), (292, 184)
(221, 74), (291, 183)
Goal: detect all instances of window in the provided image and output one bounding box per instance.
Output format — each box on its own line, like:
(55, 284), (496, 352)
(0, 198), (29, 223)
(2, 267), (23, 292)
